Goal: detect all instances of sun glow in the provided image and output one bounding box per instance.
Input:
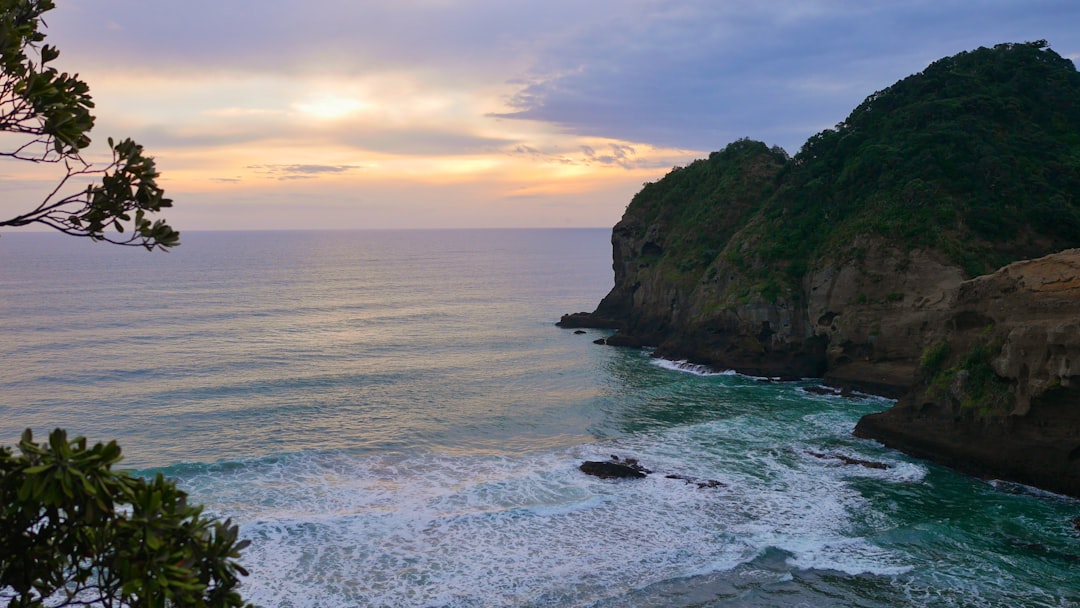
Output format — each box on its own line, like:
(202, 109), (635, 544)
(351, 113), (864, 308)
(293, 96), (368, 120)
(41, 71), (701, 230)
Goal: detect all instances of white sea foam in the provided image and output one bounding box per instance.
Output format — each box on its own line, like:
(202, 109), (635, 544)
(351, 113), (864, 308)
(649, 358), (739, 376)
(224, 449), (755, 607)
(795, 386), (898, 408)
(199, 417), (922, 607)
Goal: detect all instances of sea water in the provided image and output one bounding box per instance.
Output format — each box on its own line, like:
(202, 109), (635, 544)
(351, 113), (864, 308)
(1, 229), (1077, 607)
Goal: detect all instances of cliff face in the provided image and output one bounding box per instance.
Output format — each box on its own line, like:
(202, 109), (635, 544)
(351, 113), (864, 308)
(807, 242), (965, 396)
(558, 42), (1080, 496)
(855, 250), (1080, 497)
(578, 139), (829, 378)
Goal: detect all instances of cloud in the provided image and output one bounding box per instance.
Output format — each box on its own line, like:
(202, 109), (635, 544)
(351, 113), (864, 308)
(49, 0), (1080, 158)
(46, 0), (612, 79)
(246, 164), (362, 181)
(503, 141), (689, 171)
(26, 0), (1080, 231)
(581, 144), (638, 169)
(334, 128), (515, 157)
(492, 0), (1080, 152)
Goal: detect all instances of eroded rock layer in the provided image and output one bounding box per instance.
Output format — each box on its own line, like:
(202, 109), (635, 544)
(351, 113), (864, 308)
(855, 250), (1080, 497)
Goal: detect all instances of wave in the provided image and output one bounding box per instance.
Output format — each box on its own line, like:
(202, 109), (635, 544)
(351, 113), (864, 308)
(649, 358), (740, 377)
(156, 426), (928, 606)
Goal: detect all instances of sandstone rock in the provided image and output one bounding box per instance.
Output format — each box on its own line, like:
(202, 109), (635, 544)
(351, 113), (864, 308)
(855, 249), (1080, 498)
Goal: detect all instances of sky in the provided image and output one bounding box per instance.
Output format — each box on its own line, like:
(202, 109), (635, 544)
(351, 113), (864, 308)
(2, 0), (1079, 231)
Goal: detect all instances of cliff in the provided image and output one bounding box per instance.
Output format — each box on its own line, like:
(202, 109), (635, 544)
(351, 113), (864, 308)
(855, 250), (1080, 497)
(560, 41), (1080, 496)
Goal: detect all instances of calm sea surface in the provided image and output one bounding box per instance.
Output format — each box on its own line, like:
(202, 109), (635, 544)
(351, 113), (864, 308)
(1, 229), (1078, 607)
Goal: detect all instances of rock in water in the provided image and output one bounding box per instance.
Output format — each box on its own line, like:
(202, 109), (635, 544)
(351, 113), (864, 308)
(579, 460), (648, 479)
(807, 450), (889, 470)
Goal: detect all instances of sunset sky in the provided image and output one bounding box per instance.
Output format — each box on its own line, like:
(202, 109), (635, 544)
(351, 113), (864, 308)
(3, 1), (1079, 231)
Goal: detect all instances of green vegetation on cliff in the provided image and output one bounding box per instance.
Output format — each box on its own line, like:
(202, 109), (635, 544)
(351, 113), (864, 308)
(622, 139), (788, 283)
(774, 40), (1080, 277)
(627, 41), (1080, 293)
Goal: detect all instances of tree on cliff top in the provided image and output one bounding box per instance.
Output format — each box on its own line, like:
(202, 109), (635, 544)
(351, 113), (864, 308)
(1, 3), (252, 606)
(0, 0), (178, 250)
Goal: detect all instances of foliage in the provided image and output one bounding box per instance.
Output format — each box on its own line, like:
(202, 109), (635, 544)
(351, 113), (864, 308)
(924, 339), (1013, 416)
(919, 339), (949, 373)
(0, 6), (247, 605)
(621, 138), (788, 284)
(0, 429), (254, 608)
(0, 0), (178, 250)
(953, 340), (1012, 414)
(773, 41), (1080, 277)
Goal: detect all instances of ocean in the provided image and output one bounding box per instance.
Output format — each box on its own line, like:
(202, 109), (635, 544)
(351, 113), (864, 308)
(1, 229), (1077, 607)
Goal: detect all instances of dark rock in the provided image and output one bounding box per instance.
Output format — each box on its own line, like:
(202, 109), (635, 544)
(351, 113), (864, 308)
(665, 473), (726, 489)
(1072, 516), (1080, 533)
(807, 451), (890, 470)
(602, 333), (649, 348)
(803, 384), (868, 399)
(582, 456), (728, 489)
(580, 459), (649, 479)
(574, 330), (586, 335)
(557, 312), (621, 330)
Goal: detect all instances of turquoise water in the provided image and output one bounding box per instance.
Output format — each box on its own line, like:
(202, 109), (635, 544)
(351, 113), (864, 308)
(1, 229), (1077, 607)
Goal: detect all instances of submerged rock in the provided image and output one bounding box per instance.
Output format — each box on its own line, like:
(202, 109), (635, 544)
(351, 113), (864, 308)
(806, 450), (889, 470)
(664, 473), (726, 489)
(802, 385), (860, 399)
(557, 312), (620, 330)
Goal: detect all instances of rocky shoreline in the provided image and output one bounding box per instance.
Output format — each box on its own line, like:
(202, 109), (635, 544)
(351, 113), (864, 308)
(562, 249), (1080, 499)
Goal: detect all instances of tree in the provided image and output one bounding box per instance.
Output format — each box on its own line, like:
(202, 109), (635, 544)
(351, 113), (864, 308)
(0, 0), (178, 250)
(1, 3), (252, 605)
(0, 430), (254, 608)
